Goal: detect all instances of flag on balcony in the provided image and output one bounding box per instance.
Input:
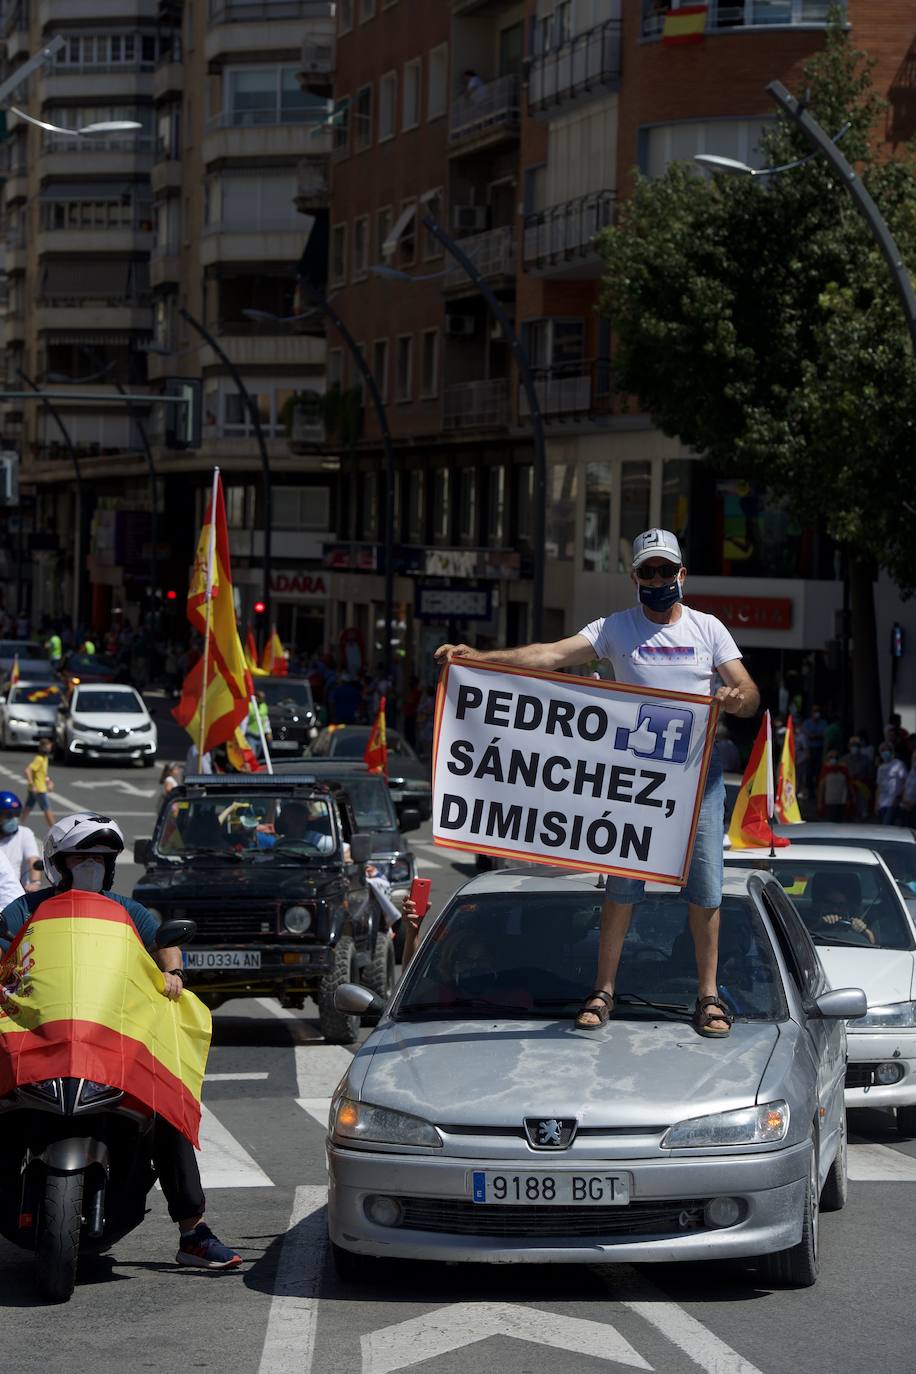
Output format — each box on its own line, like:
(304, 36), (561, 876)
(662, 4), (708, 45)
(364, 698), (388, 778)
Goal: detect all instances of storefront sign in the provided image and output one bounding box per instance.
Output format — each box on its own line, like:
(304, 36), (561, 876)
(323, 543), (378, 571)
(432, 660), (718, 883)
(416, 585), (492, 621)
(270, 571), (327, 598)
(425, 549), (477, 579)
(404, 547), (521, 580)
(687, 594), (793, 631)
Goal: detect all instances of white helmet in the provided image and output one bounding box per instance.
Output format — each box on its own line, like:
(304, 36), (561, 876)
(44, 812), (125, 889)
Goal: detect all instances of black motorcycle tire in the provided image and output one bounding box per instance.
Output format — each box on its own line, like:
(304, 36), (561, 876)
(36, 1171), (84, 1302)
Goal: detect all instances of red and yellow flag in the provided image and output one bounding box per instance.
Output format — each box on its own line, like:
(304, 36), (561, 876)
(776, 715), (803, 825)
(727, 712), (790, 850)
(226, 724), (261, 773)
(261, 627), (288, 677)
(662, 4), (708, 45)
(173, 471), (251, 752)
(364, 697), (388, 777)
(9, 653), (19, 687)
(0, 892), (211, 1146)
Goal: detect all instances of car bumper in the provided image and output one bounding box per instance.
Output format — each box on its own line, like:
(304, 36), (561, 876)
(4, 720), (53, 746)
(184, 944), (333, 995)
(327, 1139), (811, 1265)
(68, 735), (156, 759)
(845, 1029), (916, 1107)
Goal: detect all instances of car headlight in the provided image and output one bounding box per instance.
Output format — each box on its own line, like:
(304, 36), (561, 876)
(283, 904), (312, 934)
(662, 1100), (790, 1149)
(849, 1001), (916, 1029)
(7, 716), (32, 727)
(388, 858), (412, 885)
(132, 721), (152, 734)
(332, 1096), (442, 1147)
(71, 718), (91, 731)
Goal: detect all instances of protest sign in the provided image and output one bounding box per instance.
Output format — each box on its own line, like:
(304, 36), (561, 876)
(432, 659), (719, 884)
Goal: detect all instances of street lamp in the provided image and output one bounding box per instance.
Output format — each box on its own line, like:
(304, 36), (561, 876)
(243, 298), (398, 684)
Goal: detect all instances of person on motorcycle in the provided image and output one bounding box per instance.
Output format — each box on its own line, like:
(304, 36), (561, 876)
(0, 812), (243, 1271)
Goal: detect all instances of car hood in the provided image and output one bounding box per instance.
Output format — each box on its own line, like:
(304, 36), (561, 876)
(352, 1019), (780, 1128)
(385, 757), (428, 785)
(817, 946), (915, 1004)
(73, 711), (148, 728)
(6, 703), (57, 722)
(135, 863), (343, 901)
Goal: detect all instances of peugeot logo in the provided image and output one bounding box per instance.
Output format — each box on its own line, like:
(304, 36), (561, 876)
(523, 1116), (577, 1150)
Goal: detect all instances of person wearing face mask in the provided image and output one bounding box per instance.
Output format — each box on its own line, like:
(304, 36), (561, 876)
(435, 528), (760, 1040)
(0, 812), (243, 1271)
(876, 745), (907, 825)
(0, 791), (41, 890)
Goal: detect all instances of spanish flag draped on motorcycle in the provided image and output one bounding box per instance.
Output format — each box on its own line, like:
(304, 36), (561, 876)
(0, 890), (211, 1146)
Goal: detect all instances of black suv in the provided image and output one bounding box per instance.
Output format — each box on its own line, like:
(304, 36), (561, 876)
(132, 773), (395, 1043)
(259, 676), (319, 756)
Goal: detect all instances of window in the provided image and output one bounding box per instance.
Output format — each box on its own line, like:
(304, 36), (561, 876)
(218, 381), (299, 438)
(339, 0), (353, 33)
(396, 334), (413, 401)
(361, 471), (378, 539)
(546, 463), (577, 561)
(402, 58), (421, 129)
(583, 462), (611, 573)
(432, 467), (450, 543)
(333, 96), (350, 152)
(407, 468), (425, 542)
(212, 172), (299, 231)
(643, 117), (770, 179)
(420, 328), (438, 397)
(355, 342), (367, 402)
(487, 466), (506, 545)
(458, 468), (477, 545)
(225, 67), (318, 127)
(618, 461), (652, 571)
(379, 71), (397, 141)
(354, 84), (373, 150)
(428, 43), (448, 120)
(273, 486), (331, 530)
(422, 189), (443, 259)
(376, 205), (393, 260)
(352, 215), (369, 280)
(515, 465), (533, 546)
(327, 348), (344, 391)
(330, 224), (347, 285)
(399, 197), (416, 263)
(372, 339), (389, 401)
(359, 0), (376, 18)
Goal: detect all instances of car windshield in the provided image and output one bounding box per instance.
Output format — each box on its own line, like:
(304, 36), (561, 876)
(397, 889), (787, 1021)
(75, 690), (143, 714)
(155, 795), (337, 859)
(787, 834), (916, 890)
(726, 858), (914, 950)
(329, 729), (412, 760)
(333, 777), (396, 829)
(10, 684), (63, 705)
(261, 681), (313, 709)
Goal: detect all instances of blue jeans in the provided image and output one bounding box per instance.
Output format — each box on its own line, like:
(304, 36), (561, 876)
(605, 751), (725, 910)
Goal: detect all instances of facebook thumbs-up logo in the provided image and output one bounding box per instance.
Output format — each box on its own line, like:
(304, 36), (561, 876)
(615, 704), (693, 764)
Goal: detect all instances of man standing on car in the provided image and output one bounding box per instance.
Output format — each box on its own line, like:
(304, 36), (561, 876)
(435, 529), (760, 1040)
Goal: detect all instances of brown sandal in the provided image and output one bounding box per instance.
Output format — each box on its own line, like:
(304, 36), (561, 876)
(575, 990), (615, 1029)
(693, 996), (733, 1039)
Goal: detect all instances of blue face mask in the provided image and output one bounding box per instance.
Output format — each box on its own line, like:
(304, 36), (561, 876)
(638, 578), (683, 613)
(0, 819), (18, 836)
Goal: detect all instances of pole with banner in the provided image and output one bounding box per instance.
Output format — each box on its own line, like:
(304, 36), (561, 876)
(197, 466), (219, 764)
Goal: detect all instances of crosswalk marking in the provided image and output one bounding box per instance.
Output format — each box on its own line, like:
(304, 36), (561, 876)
(257, 1185), (327, 1374)
(294, 1045), (353, 1099)
(847, 1142), (916, 1182)
(205, 1071), (270, 1082)
(298, 1098), (332, 1130)
(196, 1103), (274, 1188)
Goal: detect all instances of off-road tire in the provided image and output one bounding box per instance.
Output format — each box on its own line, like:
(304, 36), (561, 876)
(362, 934), (395, 1006)
(760, 1136), (819, 1288)
(36, 1171), (84, 1303)
(318, 936), (359, 1044)
(896, 1104), (916, 1138)
(331, 1241), (380, 1284)
(820, 1113), (848, 1212)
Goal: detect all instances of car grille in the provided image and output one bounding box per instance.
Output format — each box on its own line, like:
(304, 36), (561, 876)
(846, 1062), (881, 1089)
(170, 903), (282, 939)
(394, 1197), (711, 1238)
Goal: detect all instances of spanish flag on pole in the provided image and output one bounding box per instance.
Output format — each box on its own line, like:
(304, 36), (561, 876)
(364, 697), (388, 777)
(173, 469), (250, 753)
(0, 892), (211, 1146)
(245, 626), (267, 678)
(261, 627), (288, 677)
(662, 4), (708, 46)
(9, 653), (19, 687)
(727, 711), (790, 849)
(775, 715), (803, 825)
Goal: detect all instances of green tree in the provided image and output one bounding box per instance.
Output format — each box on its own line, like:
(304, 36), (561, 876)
(599, 18), (916, 736)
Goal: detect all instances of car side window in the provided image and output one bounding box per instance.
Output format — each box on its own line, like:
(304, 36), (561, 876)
(765, 887), (823, 999)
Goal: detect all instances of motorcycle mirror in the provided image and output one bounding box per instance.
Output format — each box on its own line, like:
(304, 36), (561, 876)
(155, 917), (196, 949)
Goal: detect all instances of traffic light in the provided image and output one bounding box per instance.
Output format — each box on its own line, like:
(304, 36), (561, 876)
(166, 589), (178, 602)
(163, 377), (202, 450)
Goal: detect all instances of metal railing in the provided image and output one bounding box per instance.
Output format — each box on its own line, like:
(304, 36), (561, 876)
(523, 191), (615, 270)
(49, 56), (157, 75)
(641, 0), (840, 38)
(37, 294), (153, 308)
(528, 20), (621, 111)
(444, 378), (510, 430)
(209, 0), (334, 19)
(518, 360), (611, 422)
(449, 74), (519, 145)
(42, 134), (154, 154)
(444, 226), (515, 288)
(206, 107), (322, 130)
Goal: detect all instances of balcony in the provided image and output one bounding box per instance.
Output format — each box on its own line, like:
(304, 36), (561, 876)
(199, 330), (324, 369)
(38, 0), (159, 20)
(152, 156), (182, 194)
(298, 27), (335, 90)
(40, 136), (154, 180)
(200, 222), (306, 267)
(38, 68), (154, 103)
(528, 20), (621, 116)
(289, 398), (325, 448)
(35, 301), (153, 332)
(518, 361), (611, 425)
(4, 232), (26, 274)
(2, 165), (29, 202)
(449, 75), (520, 152)
(202, 113), (332, 165)
(153, 60), (184, 102)
(37, 228), (154, 257)
(444, 226), (515, 292)
(205, 2), (333, 69)
(150, 249), (181, 287)
(444, 378), (510, 430)
(3, 314), (25, 346)
(640, 0), (840, 39)
(294, 157), (330, 211)
(523, 191), (615, 277)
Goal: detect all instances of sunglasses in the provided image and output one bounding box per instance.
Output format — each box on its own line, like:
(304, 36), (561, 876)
(635, 561), (681, 581)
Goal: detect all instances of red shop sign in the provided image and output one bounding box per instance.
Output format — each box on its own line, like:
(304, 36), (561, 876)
(686, 594), (793, 631)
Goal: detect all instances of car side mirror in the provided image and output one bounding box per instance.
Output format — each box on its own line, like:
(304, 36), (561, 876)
(349, 833), (373, 865)
(133, 838), (151, 865)
(813, 987), (867, 1020)
(155, 918), (196, 949)
(399, 806), (421, 833)
(334, 982), (384, 1016)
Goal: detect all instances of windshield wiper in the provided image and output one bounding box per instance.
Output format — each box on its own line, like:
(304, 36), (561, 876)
(180, 847), (243, 861)
(614, 993), (693, 1020)
(811, 932), (873, 948)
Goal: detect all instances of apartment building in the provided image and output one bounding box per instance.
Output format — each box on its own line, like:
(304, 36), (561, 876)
(327, 0), (916, 723)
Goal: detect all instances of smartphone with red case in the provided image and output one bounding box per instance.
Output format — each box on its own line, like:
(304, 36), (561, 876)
(408, 877), (432, 918)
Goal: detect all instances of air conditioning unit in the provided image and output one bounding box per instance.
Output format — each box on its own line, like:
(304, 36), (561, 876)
(446, 315), (477, 337)
(452, 206), (488, 233)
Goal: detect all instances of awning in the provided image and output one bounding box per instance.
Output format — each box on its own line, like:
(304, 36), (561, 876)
(41, 260), (130, 297)
(382, 202), (416, 259)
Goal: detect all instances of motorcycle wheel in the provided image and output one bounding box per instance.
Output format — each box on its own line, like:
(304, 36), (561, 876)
(36, 1172), (84, 1302)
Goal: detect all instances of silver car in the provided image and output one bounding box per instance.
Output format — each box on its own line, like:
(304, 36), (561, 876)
(0, 679), (64, 748)
(327, 869), (864, 1287)
(54, 684), (157, 765)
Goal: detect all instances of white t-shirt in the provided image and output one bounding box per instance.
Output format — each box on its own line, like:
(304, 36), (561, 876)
(0, 846), (24, 909)
(0, 824), (40, 885)
(578, 605), (741, 698)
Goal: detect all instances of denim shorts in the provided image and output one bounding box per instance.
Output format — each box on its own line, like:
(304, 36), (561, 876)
(604, 751), (725, 910)
(25, 790), (50, 812)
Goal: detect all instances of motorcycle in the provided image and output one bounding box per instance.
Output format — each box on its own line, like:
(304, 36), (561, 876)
(0, 917), (197, 1302)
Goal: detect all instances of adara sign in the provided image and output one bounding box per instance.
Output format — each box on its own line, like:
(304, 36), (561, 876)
(432, 660), (719, 884)
(269, 571), (327, 598)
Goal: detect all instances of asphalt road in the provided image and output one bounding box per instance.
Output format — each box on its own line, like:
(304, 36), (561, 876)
(2, 708), (915, 1374)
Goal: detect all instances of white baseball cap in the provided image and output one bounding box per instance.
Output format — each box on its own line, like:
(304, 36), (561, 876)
(631, 528), (683, 570)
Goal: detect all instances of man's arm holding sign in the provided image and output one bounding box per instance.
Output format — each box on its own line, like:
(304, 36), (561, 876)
(715, 659), (759, 718)
(436, 636), (595, 674)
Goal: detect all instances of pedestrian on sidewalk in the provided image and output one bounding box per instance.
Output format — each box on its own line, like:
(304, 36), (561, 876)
(21, 738), (56, 829)
(876, 744), (907, 825)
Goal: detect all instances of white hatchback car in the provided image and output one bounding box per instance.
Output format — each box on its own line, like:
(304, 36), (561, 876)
(55, 684), (157, 766)
(725, 845), (916, 1136)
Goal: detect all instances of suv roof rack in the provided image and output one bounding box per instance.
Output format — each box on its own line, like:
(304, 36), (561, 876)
(182, 773), (320, 788)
